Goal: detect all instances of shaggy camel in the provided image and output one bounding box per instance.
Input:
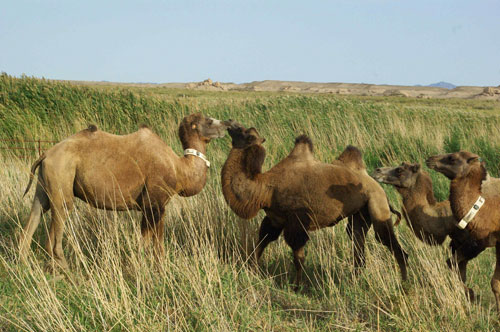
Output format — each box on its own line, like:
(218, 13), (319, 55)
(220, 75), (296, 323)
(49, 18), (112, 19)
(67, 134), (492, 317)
(19, 113), (228, 269)
(221, 122), (408, 289)
(426, 151), (500, 311)
(372, 162), (484, 298)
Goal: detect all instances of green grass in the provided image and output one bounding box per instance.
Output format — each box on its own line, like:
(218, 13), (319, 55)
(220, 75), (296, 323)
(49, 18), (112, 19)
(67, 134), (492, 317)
(1, 73), (500, 331)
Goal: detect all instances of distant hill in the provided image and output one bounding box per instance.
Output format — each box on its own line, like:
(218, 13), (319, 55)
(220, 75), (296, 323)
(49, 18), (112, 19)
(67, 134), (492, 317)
(427, 81), (456, 89)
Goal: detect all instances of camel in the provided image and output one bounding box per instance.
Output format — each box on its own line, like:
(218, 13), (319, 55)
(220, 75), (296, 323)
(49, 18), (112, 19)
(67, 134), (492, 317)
(372, 162), (484, 298)
(19, 113), (228, 269)
(221, 122), (408, 289)
(426, 151), (500, 311)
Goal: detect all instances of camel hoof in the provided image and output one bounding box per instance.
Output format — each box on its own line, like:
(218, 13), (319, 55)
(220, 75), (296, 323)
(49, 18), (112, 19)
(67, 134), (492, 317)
(466, 288), (479, 303)
(43, 260), (69, 274)
(353, 266), (365, 277)
(401, 280), (411, 294)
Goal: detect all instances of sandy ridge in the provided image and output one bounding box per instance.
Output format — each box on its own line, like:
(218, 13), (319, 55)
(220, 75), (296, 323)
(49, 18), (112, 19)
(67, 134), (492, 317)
(65, 78), (500, 100)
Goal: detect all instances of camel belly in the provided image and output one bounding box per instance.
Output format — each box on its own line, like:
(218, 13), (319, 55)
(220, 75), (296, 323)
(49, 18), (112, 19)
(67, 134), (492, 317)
(266, 192), (365, 231)
(73, 170), (146, 210)
(73, 181), (143, 210)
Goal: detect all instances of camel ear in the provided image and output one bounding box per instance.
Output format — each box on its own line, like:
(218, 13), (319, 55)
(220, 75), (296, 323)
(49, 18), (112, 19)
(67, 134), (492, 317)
(467, 156), (479, 164)
(411, 163), (421, 173)
(244, 145), (266, 176)
(245, 134), (257, 144)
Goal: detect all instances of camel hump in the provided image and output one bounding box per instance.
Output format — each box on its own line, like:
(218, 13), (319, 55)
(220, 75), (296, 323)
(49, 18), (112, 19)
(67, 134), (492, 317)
(288, 135), (314, 160)
(294, 135), (314, 153)
(336, 145), (366, 171)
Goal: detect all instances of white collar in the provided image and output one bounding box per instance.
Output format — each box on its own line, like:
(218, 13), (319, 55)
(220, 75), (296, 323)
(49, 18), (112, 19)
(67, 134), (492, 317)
(184, 149), (210, 168)
(457, 196), (485, 229)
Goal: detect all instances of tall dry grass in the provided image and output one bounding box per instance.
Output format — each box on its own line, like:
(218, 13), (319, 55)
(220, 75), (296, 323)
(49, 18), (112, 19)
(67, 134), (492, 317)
(1, 75), (500, 331)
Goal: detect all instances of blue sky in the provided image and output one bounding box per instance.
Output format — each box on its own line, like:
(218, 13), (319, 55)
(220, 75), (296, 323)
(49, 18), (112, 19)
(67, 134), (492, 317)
(1, 0), (499, 86)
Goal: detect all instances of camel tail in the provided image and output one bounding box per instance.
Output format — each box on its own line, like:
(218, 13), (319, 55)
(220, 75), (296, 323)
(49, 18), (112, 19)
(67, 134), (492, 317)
(390, 204), (402, 226)
(23, 153), (46, 197)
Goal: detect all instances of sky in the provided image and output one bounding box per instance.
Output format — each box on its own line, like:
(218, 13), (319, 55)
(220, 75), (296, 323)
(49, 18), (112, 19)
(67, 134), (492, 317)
(1, 0), (499, 86)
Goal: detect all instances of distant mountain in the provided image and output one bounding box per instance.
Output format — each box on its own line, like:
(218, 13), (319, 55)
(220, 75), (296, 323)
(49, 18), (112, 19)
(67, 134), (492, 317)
(427, 81), (456, 89)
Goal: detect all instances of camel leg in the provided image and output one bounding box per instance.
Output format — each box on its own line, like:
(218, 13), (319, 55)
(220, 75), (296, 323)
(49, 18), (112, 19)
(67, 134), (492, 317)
(368, 197), (408, 281)
(45, 198), (73, 271)
(283, 210), (310, 291)
(449, 236), (485, 300)
(372, 220), (408, 281)
(140, 213), (154, 248)
(457, 259), (477, 300)
(141, 205), (165, 258)
(43, 168), (75, 271)
(447, 250), (476, 300)
(254, 216), (283, 265)
(491, 242), (500, 313)
(346, 207), (372, 271)
(19, 182), (50, 261)
(152, 207), (166, 258)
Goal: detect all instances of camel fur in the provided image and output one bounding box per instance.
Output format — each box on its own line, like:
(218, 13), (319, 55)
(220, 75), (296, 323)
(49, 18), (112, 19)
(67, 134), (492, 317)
(427, 151), (500, 311)
(221, 122), (408, 289)
(19, 114), (228, 269)
(373, 162), (484, 299)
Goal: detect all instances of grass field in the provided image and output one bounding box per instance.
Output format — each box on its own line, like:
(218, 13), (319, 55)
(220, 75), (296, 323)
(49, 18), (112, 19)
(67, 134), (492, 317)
(1, 73), (500, 331)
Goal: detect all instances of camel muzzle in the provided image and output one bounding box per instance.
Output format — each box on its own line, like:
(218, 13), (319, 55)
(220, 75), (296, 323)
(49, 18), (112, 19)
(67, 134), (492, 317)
(425, 157), (438, 170)
(224, 119), (243, 130)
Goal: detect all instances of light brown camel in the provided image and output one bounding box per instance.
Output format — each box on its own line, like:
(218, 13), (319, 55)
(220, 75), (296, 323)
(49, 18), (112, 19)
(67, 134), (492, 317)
(19, 113), (228, 269)
(426, 151), (500, 311)
(221, 122), (408, 289)
(372, 162), (485, 298)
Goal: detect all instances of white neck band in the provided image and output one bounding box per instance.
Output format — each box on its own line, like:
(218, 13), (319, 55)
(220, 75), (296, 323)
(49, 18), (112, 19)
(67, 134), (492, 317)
(184, 149), (210, 168)
(457, 196), (485, 229)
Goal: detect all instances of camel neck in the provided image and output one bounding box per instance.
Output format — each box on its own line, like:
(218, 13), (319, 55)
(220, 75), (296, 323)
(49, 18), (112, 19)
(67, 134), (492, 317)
(221, 148), (272, 219)
(449, 164), (485, 221)
(181, 135), (207, 155)
(396, 172), (453, 242)
(398, 172), (437, 209)
(175, 136), (209, 197)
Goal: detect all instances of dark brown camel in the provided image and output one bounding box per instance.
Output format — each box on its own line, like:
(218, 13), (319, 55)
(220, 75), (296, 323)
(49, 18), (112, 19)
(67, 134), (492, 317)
(19, 114), (228, 269)
(373, 162), (484, 298)
(221, 122), (408, 289)
(427, 151), (500, 311)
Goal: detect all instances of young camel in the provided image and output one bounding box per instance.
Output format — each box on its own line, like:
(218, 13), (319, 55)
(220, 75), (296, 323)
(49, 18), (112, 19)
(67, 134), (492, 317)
(372, 162), (484, 298)
(19, 113), (228, 269)
(426, 151), (500, 311)
(221, 122), (408, 289)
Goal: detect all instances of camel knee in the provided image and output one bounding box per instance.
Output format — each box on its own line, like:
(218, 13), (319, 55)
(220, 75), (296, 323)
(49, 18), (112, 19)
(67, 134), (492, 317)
(259, 217), (282, 242)
(284, 229), (309, 252)
(293, 247), (305, 269)
(373, 220), (398, 248)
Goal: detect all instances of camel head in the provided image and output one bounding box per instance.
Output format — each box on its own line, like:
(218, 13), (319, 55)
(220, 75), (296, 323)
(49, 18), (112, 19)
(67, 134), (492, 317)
(426, 151), (482, 180)
(178, 113), (228, 145)
(372, 162), (421, 188)
(226, 121), (266, 149)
